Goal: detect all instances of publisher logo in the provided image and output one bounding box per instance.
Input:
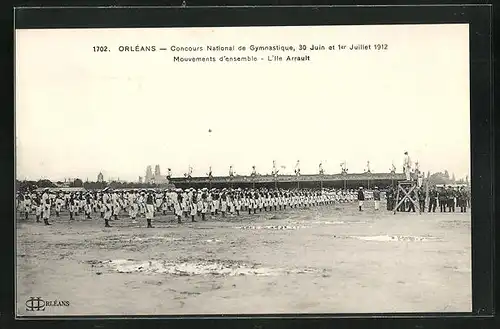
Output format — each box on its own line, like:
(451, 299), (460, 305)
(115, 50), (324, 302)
(25, 297), (45, 311)
(25, 297), (70, 311)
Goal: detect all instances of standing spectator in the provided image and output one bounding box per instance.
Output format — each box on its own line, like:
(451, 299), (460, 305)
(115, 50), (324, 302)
(386, 185), (394, 211)
(418, 187), (426, 212)
(439, 186), (447, 212)
(428, 187), (438, 212)
(373, 186), (380, 211)
(357, 186), (365, 211)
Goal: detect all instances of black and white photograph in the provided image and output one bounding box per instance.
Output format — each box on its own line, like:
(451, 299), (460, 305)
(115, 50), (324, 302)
(15, 22), (472, 315)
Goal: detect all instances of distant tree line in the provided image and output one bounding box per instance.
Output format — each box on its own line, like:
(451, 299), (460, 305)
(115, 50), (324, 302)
(16, 179), (56, 191)
(16, 170), (467, 193)
(16, 179), (171, 192)
(428, 170), (468, 186)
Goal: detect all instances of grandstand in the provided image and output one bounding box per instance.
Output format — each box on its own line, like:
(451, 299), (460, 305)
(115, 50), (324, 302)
(169, 172), (406, 190)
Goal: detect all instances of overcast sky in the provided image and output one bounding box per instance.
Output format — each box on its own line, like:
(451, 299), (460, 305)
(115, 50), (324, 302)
(15, 24), (470, 181)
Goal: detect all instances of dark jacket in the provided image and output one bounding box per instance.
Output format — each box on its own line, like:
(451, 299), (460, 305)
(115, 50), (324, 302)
(357, 190), (365, 201)
(429, 190), (437, 199)
(373, 190), (381, 201)
(418, 189), (426, 201)
(386, 189), (394, 200)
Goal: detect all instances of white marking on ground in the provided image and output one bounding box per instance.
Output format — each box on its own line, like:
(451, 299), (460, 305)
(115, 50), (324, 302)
(234, 225), (309, 230)
(101, 259), (319, 277)
(131, 236), (181, 242)
(300, 220), (346, 225)
(351, 235), (439, 242)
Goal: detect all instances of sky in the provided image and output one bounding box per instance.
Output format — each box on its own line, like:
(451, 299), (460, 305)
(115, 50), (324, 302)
(15, 24), (470, 182)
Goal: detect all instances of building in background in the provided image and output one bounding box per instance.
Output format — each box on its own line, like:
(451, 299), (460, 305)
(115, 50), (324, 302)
(97, 172), (104, 183)
(145, 165), (153, 183)
(108, 177), (125, 183)
(144, 164), (168, 184)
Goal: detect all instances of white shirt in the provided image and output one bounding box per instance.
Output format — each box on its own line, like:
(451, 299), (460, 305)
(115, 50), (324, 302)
(404, 155), (411, 168)
(42, 193), (50, 205)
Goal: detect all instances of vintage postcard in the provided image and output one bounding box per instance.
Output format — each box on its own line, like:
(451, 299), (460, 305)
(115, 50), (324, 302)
(15, 23), (471, 315)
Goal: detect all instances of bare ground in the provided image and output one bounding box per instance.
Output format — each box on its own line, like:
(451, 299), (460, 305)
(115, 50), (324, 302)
(16, 202), (471, 316)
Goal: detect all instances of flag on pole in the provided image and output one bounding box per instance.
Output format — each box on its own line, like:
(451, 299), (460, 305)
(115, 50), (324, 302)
(272, 160), (279, 176)
(340, 161), (348, 173)
(294, 160), (300, 176)
(185, 166), (193, 178)
(391, 162), (396, 173)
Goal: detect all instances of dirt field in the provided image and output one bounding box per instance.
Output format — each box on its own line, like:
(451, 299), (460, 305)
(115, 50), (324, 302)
(16, 202), (471, 316)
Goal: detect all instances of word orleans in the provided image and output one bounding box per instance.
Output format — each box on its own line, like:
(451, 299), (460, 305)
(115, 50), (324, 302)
(25, 297), (70, 311)
(116, 45), (298, 52)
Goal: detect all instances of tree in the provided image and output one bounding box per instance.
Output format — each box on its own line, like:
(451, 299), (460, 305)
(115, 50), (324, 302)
(37, 179), (56, 188)
(83, 181), (107, 190)
(429, 172), (453, 185)
(16, 180), (38, 192)
(71, 179), (84, 187)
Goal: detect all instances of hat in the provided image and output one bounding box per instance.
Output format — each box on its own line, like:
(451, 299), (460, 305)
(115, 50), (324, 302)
(374, 186), (378, 189)
(359, 186), (363, 189)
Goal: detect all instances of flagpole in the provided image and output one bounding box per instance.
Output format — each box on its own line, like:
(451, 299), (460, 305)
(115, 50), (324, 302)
(209, 166), (212, 189)
(319, 162), (324, 190)
(341, 161), (347, 190)
(273, 161), (277, 190)
(252, 166), (255, 189)
(209, 130), (211, 190)
(296, 160), (300, 190)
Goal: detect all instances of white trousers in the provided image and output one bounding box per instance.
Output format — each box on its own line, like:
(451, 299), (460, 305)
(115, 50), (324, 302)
(146, 204), (154, 219)
(42, 205), (51, 219)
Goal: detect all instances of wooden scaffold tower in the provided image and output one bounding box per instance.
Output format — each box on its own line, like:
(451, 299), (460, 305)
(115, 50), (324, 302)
(393, 178), (421, 215)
